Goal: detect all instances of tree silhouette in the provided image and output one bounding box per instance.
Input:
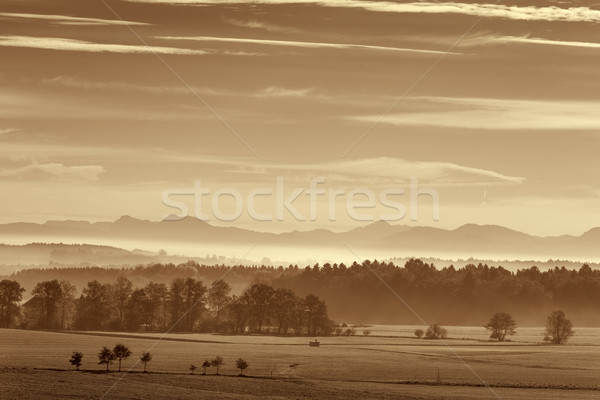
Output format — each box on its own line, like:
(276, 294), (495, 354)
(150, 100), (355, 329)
(113, 343), (132, 372)
(69, 351), (83, 371)
(414, 329), (424, 339)
(140, 352), (152, 373)
(425, 324), (448, 340)
(58, 281), (76, 329)
(485, 312), (516, 341)
(189, 364), (197, 375)
(202, 360), (211, 375)
(241, 284), (274, 333)
(31, 280), (63, 328)
(544, 310), (574, 344)
(304, 294), (329, 336)
(211, 356), (224, 375)
(271, 288), (299, 335)
(236, 358), (248, 376)
(0, 280), (25, 328)
(208, 279), (231, 331)
(111, 277), (133, 330)
(75, 280), (110, 330)
(183, 278), (207, 332)
(98, 347), (116, 371)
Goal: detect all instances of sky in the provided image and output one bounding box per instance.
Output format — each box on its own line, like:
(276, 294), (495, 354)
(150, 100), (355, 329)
(1, 0), (600, 236)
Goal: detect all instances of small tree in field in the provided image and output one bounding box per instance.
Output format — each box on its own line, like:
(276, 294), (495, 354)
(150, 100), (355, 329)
(202, 360), (211, 375)
(485, 312), (517, 342)
(113, 344), (132, 372)
(425, 324), (448, 340)
(140, 352), (152, 373)
(189, 364), (197, 375)
(363, 330), (371, 336)
(236, 358), (248, 376)
(70, 352), (83, 371)
(211, 356), (224, 375)
(414, 329), (424, 339)
(544, 310), (574, 344)
(98, 347), (116, 372)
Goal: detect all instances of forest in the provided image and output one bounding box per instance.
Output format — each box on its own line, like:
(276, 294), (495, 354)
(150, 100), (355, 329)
(2, 258), (600, 329)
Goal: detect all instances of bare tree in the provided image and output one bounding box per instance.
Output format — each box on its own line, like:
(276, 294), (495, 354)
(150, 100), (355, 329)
(98, 347), (116, 372)
(69, 351), (83, 371)
(485, 312), (516, 342)
(113, 343), (132, 372)
(236, 358), (248, 376)
(211, 356), (224, 375)
(544, 310), (574, 344)
(140, 352), (152, 373)
(202, 360), (211, 375)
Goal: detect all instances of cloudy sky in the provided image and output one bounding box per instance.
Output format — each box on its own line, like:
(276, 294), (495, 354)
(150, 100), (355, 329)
(1, 0), (600, 236)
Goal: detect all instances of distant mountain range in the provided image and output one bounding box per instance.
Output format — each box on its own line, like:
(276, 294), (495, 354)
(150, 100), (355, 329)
(0, 216), (598, 260)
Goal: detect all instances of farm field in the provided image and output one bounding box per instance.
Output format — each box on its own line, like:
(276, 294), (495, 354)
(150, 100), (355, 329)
(1, 329), (599, 399)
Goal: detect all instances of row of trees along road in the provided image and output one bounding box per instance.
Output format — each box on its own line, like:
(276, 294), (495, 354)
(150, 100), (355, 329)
(69, 345), (248, 375)
(2, 278), (333, 335)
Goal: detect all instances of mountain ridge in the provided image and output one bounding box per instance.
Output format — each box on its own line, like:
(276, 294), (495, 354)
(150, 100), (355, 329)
(0, 216), (597, 259)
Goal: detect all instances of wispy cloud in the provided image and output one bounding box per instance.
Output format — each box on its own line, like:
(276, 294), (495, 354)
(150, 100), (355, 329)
(164, 155), (525, 186)
(0, 36), (209, 55)
(0, 12), (147, 26)
(42, 76), (219, 95)
(350, 97), (600, 130)
(224, 18), (301, 34)
(273, 157), (526, 185)
(0, 128), (24, 135)
(158, 35), (459, 55)
(124, 1), (600, 23)
(255, 87), (313, 98)
(491, 36), (600, 49)
(0, 160), (105, 181)
(44, 76), (315, 100)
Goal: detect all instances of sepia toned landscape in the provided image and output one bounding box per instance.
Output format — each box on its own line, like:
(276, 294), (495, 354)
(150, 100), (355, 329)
(1, 0), (600, 399)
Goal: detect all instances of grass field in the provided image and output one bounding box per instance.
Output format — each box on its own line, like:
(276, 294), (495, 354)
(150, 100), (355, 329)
(1, 329), (599, 399)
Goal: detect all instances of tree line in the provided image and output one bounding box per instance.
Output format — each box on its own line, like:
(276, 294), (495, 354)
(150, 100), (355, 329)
(0, 277), (332, 335)
(272, 259), (600, 326)
(3, 257), (600, 327)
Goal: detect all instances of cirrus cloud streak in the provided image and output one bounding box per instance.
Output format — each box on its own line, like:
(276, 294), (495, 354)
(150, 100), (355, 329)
(124, 1), (600, 23)
(351, 97), (600, 130)
(0, 35), (209, 55)
(158, 35), (459, 55)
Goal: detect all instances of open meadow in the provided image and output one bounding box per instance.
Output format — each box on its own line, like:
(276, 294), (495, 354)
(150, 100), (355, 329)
(1, 328), (599, 399)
